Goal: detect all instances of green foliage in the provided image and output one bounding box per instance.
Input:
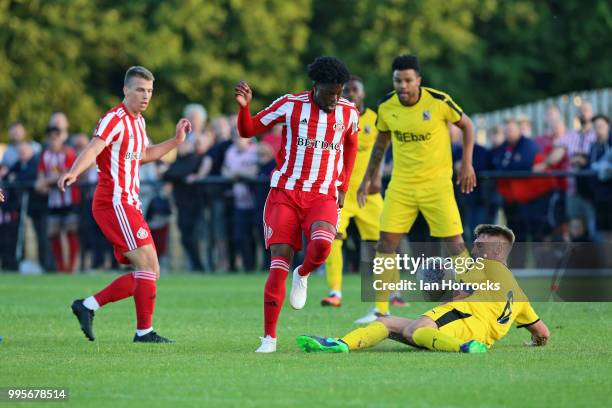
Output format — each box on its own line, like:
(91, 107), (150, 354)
(0, 0), (610, 142)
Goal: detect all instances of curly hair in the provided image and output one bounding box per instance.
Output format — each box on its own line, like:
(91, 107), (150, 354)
(307, 56), (351, 85)
(391, 55), (420, 73)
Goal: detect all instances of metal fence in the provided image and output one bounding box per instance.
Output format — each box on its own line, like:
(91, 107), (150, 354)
(473, 88), (612, 143)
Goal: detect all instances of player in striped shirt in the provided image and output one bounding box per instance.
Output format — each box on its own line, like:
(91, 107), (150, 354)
(235, 56), (359, 352)
(58, 66), (192, 343)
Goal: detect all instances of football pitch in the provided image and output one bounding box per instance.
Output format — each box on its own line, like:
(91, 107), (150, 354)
(1, 273), (610, 408)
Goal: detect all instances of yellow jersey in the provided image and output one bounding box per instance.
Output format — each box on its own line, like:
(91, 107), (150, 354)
(376, 87), (463, 186)
(347, 108), (378, 194)
(456, 259), (540, 345)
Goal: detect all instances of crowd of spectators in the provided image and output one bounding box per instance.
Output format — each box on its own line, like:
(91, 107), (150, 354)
(1, 101), (610, 273)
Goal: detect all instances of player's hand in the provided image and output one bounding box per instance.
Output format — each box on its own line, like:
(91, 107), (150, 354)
(457, 162), (476, 194)
(235, 81), (253, 108)
(337, 190), (346, 208)
(368, 174), (382, 195)
(58, 173), (77, 192)
(175, 118), (192, 144)
(0, 188), (4, 202)
(357, 178), (370, 208)
(524, 335), (548, 347)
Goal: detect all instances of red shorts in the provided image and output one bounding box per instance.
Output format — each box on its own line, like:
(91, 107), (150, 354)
(263, 187), (340, 251)
(92, 200), (155, 264)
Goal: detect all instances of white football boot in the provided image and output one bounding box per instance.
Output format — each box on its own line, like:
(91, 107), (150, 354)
(255, 335), (277, 353)
(289, 266), (309, 309)
(354, 308), (390, 324)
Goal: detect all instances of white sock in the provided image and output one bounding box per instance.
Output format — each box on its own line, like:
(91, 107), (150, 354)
(83, 296), (100, 311)
(330, 290), (342, 298)
(136, 327), (153, 337)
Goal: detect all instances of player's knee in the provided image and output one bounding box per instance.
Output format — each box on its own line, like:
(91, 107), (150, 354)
(376, 233), (399, 253)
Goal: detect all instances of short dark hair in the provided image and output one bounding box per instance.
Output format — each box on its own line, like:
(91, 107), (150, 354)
(392, 54), (420, 73)
(124, 66), (155, 86)
(349, 75), (363, 84)
(474, 224), (516, 244)
(592, 114), (610, 125)
(307, 56), (351, 85)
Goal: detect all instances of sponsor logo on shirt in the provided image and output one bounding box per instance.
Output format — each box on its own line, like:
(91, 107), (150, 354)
(296, 137), (342, 151)
(393, 131), (432, 143)
(124, 152), (143, 160)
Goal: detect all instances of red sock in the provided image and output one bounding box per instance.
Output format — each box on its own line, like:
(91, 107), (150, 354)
(67, 231), (80, 273)
(133, 271), (157, 330)
(299, 228), (334, 275)
(264, 257), (290, 338)
(50, 237), (66, 272)
(94, 273), (135, 307)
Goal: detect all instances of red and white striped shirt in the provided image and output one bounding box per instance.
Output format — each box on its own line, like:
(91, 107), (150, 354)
(93, 102), (150, 210)
(239, 91), (359, 196)
(39, 147), (80, 208)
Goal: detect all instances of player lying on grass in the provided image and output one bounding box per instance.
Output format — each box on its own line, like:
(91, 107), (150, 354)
(235, 56), (359, 352)
(297, 224), (550, 353)
(59, 66), (191, 343)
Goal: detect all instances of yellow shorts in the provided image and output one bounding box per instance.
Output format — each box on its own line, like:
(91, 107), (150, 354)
(380, 179), (463, 237)
(337, 193), (383, 241)
(423, 302), (489, 346)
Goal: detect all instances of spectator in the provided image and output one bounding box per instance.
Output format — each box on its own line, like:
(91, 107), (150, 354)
(146, 179), (172, 272)
(0, 122), (42, 176)
(73, 133), (113, 271)
(36, 127), (80, 273)
(588, 114), (612, 237)
(487, 126), (505, 149)
(491, 119), (553, 260)
(536, 119), (597, 236)
(205, 116), (234, 270)
(183, 104), (208, 143)
(222, 134), (259, 272)
(451, 124), (494, 239)
(48, 112), (70, 143)
(164, 137), (205, 272)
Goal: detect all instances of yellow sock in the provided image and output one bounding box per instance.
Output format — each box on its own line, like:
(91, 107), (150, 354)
(340, 322), (389, 351)
(373, 251), (395, 314)
(325, 239), (344, 293)
(412, 328), (462, 352)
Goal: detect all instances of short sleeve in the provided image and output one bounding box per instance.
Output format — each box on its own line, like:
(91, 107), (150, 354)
(94, 113), (123, 146)
(441, 94), (463, 124)
(254, 94), (290, 127)
(515, 302), (540, 328)
(376, 106), (389, 132)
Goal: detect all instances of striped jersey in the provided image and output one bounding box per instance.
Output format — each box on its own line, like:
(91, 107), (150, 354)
(93, 102), (150, 210)
(38, 147), (80, 208)
(254, 91), (359, 196)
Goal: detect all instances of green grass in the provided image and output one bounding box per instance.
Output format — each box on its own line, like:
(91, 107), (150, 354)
(1, 273), (610, 408)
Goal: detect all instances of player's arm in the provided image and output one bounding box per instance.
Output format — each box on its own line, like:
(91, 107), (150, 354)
(58, 137), (106, 192)
(142, 118), (192, 164)
(0, 188), (4, 202)
(523, 320), (550, 347)
(357, 131), (391, 207)
(454, 113), (476, 194)
(235, 81), (277, 138)
(337, 126), (358, 208)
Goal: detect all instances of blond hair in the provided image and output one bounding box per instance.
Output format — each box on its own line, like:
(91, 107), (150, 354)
(474, 224), (515, 244)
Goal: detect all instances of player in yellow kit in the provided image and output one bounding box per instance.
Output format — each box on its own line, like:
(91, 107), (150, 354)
(298, 224), (551, 353)
(321, 76), (407, 309)
(355, 55), (477, 322)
